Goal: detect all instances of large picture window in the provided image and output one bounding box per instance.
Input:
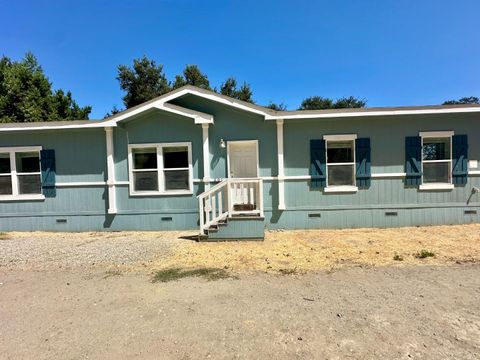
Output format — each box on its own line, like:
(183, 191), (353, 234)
(421, 132), (452, 185)
(0, 147), (42, 199)
(128, 143), (192, 195)
(324, 135), (357, 189)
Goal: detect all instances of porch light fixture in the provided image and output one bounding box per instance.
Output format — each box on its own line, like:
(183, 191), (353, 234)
(219, 138), (226, 149)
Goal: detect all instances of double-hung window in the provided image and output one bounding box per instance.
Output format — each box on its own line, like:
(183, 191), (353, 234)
(128, 142), (192, 195)
(0, 147), (43, 199)
(420, 131), (453, 188)
(324, 134), (357, 192)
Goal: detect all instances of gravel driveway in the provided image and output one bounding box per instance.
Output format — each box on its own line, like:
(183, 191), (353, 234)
(0, 231), (193, 272)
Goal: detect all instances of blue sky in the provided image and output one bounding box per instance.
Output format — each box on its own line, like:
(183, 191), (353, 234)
(2, 0), (479, 118)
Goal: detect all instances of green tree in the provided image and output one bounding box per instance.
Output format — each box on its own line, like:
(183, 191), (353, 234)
(334, 96), (367, 109)
(0, 52), (91, 122)
(443, 96), (479, 105)
(236, 82), (253, 103)
(299, 95), (366, 110)
(116, 56), (171, 108)
(220, 77), (238, 97)
(219, 77), (254, 103)
(299, 96), (334, 110)
(104, 105), (122, 118)
(266, 101), (287, 111)
(173, 65), (211, 90)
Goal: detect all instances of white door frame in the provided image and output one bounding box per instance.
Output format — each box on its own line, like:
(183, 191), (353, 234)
(227, 140), (259, 178)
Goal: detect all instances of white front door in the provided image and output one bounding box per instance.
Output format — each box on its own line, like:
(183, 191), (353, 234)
(228, 141), (258, 178)
(228, 141), (259, 208)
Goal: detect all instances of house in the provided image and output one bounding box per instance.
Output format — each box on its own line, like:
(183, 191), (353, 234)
(1, 85), (479, 240)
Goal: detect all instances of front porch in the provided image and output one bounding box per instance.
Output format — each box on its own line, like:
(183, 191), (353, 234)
(198, 178), (265, 241)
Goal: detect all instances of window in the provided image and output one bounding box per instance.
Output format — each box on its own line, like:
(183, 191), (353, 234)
(420, 132), (453, 186)
(324, 135), (357, 191)
(128, 143), (192, 195)
(0, 147), (42, 199)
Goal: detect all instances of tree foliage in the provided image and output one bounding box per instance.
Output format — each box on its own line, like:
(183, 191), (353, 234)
(175, 65), (211, 90)
(266, 101), (287, 111)
(220, 77), (254, 103)
(443, 96), (479, 105)
(299, 95), (366, 110)
(0, 52), (91, 123)
(117, 56), (170, 108)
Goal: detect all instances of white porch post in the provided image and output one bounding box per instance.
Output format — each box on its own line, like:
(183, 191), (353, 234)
(276, 119), (286, 210)
(202, 123), (211, 190)
(105, 127), (117, 214)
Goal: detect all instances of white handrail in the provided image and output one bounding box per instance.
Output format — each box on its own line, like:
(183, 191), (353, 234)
(198, 178), (263, 235)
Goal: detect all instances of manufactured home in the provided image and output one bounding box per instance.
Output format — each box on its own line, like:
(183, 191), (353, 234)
(1, 85), (479, 239)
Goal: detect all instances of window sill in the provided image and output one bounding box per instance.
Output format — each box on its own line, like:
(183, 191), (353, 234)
(419, 183), (454, 191)
(324, 186), (358, 193)
(129, 190), (193, 197)
(0, 194), (45, 202)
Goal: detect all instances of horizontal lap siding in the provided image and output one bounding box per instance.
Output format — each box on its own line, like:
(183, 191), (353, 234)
(273, 112), (480, 229)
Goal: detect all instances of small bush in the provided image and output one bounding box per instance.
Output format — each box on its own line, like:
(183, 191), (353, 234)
(393, 254), (404, 261)
(279, 267), (297, 275)
(152, 267), (235, 283)
(415, 250), (435, 259)
(0, 232), (9, 240)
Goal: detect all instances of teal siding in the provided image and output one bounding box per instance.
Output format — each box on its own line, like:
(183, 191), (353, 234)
(207, 217), (265, 240)
(0, 129), (106, 183)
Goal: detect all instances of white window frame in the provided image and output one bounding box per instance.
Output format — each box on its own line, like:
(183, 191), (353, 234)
(0, 146), (45, 201)
(128, 142), (193, 196)
(323, 134), (358, 193)
(419, 131), (454, 190)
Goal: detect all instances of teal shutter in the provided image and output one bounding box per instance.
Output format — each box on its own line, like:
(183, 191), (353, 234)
(405, 136), (422, 186)
(355, 138), (371, 188)
(310, 139), (326, 189)
(452, 134), (468, 185)
(40, 149), (56, 197)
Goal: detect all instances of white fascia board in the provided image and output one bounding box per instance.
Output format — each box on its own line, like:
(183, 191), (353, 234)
(160, 103), (213, 124)
(0, 122), (111, 132)
(264, 107), (480, 120)
(109, 99), (213, 124)
(161, 88), (268, 117)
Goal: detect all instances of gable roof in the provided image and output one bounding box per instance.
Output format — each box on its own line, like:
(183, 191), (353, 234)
(1, 85), (480, 131)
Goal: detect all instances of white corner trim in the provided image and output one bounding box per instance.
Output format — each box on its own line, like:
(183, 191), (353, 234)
(202, 123), (211, 190)
(419, 183), (454, 191)
(276, 119), (286, 210)
(0, 194), (45, 202)
(324, 186), (358, 193)
(419, 131), (454, 137)
(323, 134), (357, 141)
(105, 127), (117, 214)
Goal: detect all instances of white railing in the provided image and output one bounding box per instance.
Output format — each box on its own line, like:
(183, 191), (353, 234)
(198, 178), (264, 234)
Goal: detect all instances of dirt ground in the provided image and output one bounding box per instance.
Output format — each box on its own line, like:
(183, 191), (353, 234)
(1, 266), (480, 359)
(1, 225), (480, 359)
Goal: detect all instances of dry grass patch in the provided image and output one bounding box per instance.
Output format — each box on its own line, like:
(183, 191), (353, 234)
(157, 224), (480, 274)
(152, 267), (236, 283)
